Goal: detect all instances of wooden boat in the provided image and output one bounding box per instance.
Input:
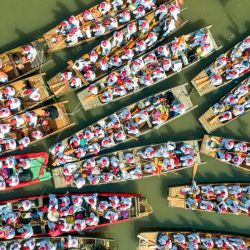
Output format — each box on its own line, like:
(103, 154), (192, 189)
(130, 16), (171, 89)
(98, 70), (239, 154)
(0, 152), (51, 192)
(0, 193), (152, 239)
(138, 231), (250, 249)
(0, 73), (52, 121)
(78, 25), (220, 111)
(50, 83), (197, 165)
(200, 134), (250, 172)
(47, 2), (186, 97)
(43, 0), (170, 52)
(0, 101), (75, 155)
(199, 76), (250, 133)
(0, 39), (50, 84)
(191, 35), (250, 96)
(0, 236), (116, 249)
(167, 182), (250, 216)
(52, 140), (203, 188)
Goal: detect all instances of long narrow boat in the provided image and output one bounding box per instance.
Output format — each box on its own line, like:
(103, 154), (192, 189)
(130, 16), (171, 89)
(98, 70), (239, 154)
(0, 73), (52, 121)
(199, 76), (250, 133)
(78, 25), (219, 111)
(52, 140), (202, 188)
(0, 236), (116, 249)
(167, 182), (250, 216)
(0, 101), (74, 155)
(43, 0), (170, 52)
(138, 231), (250, 249)
(0, 39), (50, 84)
(0, 152), (51, 192)
(0, 193), (152, 239)
(200, 135), (250, 172)
(191, 35), (250, 96)
(47, 1), (186, 97)
(50, 83), (196, 165)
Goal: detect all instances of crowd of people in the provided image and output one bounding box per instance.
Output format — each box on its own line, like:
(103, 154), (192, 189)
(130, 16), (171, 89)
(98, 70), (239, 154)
(57, 2), (181, 91)
(0, 105), (59, 154)
(61, 142), (198, 188)
(207, 36), (250, 87)
(211, 77), (250, 124)
(206, 137), (250, 168)
(85, 28), (214, 105)
(156, 232), (248, 250)
(180, 181), (250, 215)
(0, 235), (82, 250)
(0, 45), (39, 84)
(0, 82), (42, 120)
(0, 194), (133, 239)
(55, 0), (163, 47)
(50, 89), (187, 165)
(0, 156), (37, 190)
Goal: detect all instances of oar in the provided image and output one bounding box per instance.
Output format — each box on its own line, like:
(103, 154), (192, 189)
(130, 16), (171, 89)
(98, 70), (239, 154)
(192, 161), (198, 180)
(137, 234), (157, 249)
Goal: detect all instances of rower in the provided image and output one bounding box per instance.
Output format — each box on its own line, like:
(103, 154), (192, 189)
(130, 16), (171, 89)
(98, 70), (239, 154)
(107, 72), (118, 86)
(133, 109), (149, 125)
(5, 97), (21, 111)
(110, 156), (120, 168)
(18, 136), (31, 149)
(119, 10), (131, 23)
(162, 57), (172, 71)
(139, 74), (153, 86)
(125, 152), (134, 163)
(101, 136), (114, 148)
(104, 210), (119, 223)
(73, 58), (91, 72)
(70, 76), (82, 89)
(22, 45), (38, 62)
(219, 111), (232, 122)
(239, 37), (250, 51)
(2, 86), (16, 97)
(101, 40), (112, 55)
(9, 242), (21, 250)
(173, 233), (186, 247)
(141, 0), (155, 10)
(0, 124), (11, 139)
(180, 155), (194, 166)
(234, 141), (248, 152)
(143, 162), (157, 173)
(0, 108), (11, 118)
(212, 102), (225, 114)
(210, 74), (223, 86)
(138, 19), (150, 33)
(216, 201), (228, 213)
(112, 31), (124, 47)
(112, 0), (123, 10)
(93, 23), (106, 36)
(73, 219), (86, 231)
(98, 1), (111, 15)
(235, 84), (249, 98)
(68, 15), (80, 28)
(24, 88), (41, 101)
(104, 17), (118, 30)
(25, 111), (38, 127)
(221, 138), (235, 150)
(73, 174), (86, 188)
(109, 55), (122, 67)
(157, 45), (170, 57)
(163, 19), (176, 38)
(90, 50), (98, 63)
(152, 67), (165, 80)
(157, 234), (172, 249)
(86, 212), (99, 226)
(82, 9), (94, 21)
(66, 28), (82, 46)
(0, 71), (8, 84)
(226, 68), (240, 80)
(232, 104), (245, 116)
(199, 200), (214, 211)
(126, 23), (137, 40)
(114, 131), (126, 141)
(60, 71), (73, 82)
(93, 125), (105, 139)
(58, 21), (71, 35)
(19, 158), (32, 169)
(87, 142), (101, 155)
(223, 94), (239, 106)
(217, 151), (232, 162)
(144, 52), (157, 64)
(1, 138), (17, 151)
(201, 238), (214, 249)
(228, 185), (243, 196)
(130, 58), (145, 74)
(18, 224), (33, 239)
(6, 174), (19, 187)
(84, 70), (96, 81)
(0, 225), (15, 239)
(155, 4), (169, 20)
(172, 59), (183, 72)
(99, 58), (109, 71)
(133, 5), (145, 19)
(119, 107), (132, 120)
(145, 32), (158, 47)
(169, 4), (180, 21)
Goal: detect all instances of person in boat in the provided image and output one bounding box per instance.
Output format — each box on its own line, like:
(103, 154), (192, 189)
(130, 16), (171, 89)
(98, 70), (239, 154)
(155, 4), (169, 20)
(138, 19), (150, 34)
(169, 3), (180, 21)
(98, 1), (111, 15)
(101, 40), (112, 55)
(22, 45), (38, 62)
(0, 124), (11, 139)
(66, 27), (83, 46)
(133, 5), (146, 19)
(118, 9), (131, 23)
(5, 96), (22, 111)
(93, 23), (106, 37)
(162, 18), (176, 38)
(0, 138), (17, 152)
(145, 32), (158, 47)
(218, 110), (232, 123)
(112, 31), (124, 47)
(0, 107), (11, 119)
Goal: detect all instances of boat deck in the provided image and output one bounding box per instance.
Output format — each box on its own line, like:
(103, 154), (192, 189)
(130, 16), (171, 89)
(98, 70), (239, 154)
(199, 107), (223, 133)
(200, 134), (217, 158)
(167, 186), (186, 208)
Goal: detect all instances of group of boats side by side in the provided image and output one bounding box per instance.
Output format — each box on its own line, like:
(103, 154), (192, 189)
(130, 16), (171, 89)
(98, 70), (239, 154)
(0, 0), (250, 247)
(47, 0), (186, 97)
(49, 83), (196, 164)
(78, 25), (219, 111)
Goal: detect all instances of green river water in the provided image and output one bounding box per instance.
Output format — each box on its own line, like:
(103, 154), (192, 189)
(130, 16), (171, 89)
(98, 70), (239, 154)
(0, 0), (249, 249)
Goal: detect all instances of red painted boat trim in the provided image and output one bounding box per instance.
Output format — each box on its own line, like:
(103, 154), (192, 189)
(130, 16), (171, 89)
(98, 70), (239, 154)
(0, 152), (49, 192)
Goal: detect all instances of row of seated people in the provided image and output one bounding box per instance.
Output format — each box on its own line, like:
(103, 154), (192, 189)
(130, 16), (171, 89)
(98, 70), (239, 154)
(207, 37), (250, 86)
(211, 77), (250, 123)
(50, 90), (186, 164)
(87, 29), (213, 103)
(62, 142), (197, 188)
(156, 232), (247, 250)
(181, 181), (250, 215)
(0, 194), (132, 239)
